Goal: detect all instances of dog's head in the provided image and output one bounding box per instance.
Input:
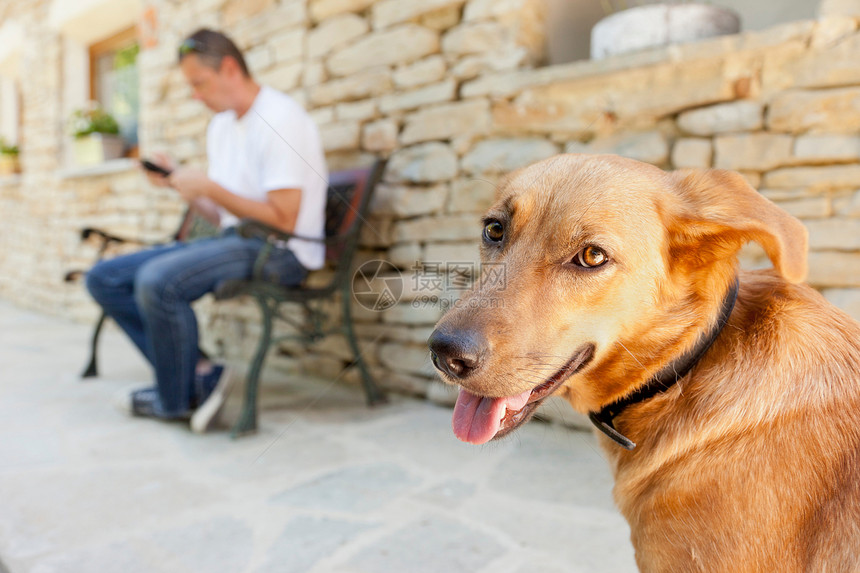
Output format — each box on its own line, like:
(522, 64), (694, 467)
(429, 154), (807, 444)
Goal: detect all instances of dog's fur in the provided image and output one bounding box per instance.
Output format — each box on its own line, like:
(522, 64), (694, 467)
(429, 154), (860, 571)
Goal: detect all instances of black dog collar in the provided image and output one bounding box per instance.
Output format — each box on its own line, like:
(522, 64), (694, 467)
(589, 277), (740, 450)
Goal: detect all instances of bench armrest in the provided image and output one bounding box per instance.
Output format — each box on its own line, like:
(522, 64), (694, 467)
(236, 219), (327, 246)
(81, 227), (156, 247)
(236, 219), (329, 281)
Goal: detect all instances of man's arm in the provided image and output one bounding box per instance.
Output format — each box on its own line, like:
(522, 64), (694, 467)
(169, 168), (301, 233)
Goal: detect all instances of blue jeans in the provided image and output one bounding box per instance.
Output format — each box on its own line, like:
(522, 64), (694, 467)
(85, 229), (307, 416)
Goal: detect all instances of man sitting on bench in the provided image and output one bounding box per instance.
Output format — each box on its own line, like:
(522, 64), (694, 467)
(86, 28), (327, 432)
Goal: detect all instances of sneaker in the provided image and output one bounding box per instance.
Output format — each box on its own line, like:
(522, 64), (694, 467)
(115, 386), (191, 420)
(190, 365), (236, 434)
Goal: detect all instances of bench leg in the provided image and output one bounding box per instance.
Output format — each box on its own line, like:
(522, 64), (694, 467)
(342, 289), (387, 406)
(81, 313), (107, 379)
(231, 296), (274, 438)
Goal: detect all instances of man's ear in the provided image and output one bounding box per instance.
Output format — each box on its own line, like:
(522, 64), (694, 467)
(666, 169), (808, 284)
(220, 55), (241, 77)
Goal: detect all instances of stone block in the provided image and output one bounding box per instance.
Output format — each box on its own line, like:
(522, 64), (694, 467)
(393, 56), (447, 88)
(492, 58), (734, 136)
(463, 0), (547, 59)
(834, 189), (860, 216)
(676, 101), (763, 135)
(768, 87), (860, 134)
(378, 342), (435, 376)
(807, 251), (860, 287)
(307, 14), (369, 59)
(371, 0), (466, 30)
(231, 3), (307, 45)
(309, 0), (376, 22)
(386, 142), (458, 183)
(257, 62), (304, 93)
(442, 22), (511, 55)
(299, 354), (347, 380)
(426, 381), (459, 407)
(370, 183), (448, 217)
(223, 0), (276, 27)
(419, 5), (462, 31)
(793, 135), (860, 163)
(336, 100), (376, 121)
(578, 131), (670, 165)
(311, 106), (335, 125)
(308, 68), (393, 106)
(393, 214), (481, 243)
(765, 196), (831, 219)
(381, 301), (444, 325)
(671, 138), (713, 168)
(759, 187), (825, 202)
(378, 79), (456, 114)
(450, 49), (529, 80)
(246, 45), (274, 73)
(819, 0), (860, 17)
(810, 16), (858, 49)
(302, 60), (328, 87)
(804, 219), (860, 250)
(714, 133), (794, 171)
(374, 368), (432, 396)
(320, 120), (361, 151)
(763, 32), (860, 92)
(465, 0), (532, 21)
(424, 242), (481, 268)
(822, 288), (860, 321)
(327, 25), (439, 77)
(461, 138), (558, 174)
(738, 172), (761, 189)
(354, 323), (436, 344)
(271, 29), (305, 62)
(763, 165), (860, 189)
(401, 99), (491, 144)
(448, 177), (499, 213)
(388, 242), (423, 268)
(314, 333), (360, 362)
(362, 120), (399, 152)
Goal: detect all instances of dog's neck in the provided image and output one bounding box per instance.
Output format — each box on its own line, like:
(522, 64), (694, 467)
(589, 277), (740, 450)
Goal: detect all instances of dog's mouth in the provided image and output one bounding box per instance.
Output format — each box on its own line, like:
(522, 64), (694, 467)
(452, 344), (595, 444)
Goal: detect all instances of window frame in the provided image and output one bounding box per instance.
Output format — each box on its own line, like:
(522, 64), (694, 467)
(88, 25), (140, 157)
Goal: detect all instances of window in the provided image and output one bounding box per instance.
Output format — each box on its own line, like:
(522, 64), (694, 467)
(89, 26), (140, 156)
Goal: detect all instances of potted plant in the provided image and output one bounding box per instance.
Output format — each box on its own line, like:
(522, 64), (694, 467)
(0, 139), (20, 176)
(591, 1), (740, 60)
(69, 103), (125, 166)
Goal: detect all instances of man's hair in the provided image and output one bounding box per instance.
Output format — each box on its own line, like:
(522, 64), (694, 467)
(178, 28), (251, 78)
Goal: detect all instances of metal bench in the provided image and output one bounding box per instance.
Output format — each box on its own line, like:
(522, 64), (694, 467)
(213, 159), (388, 437)
(65, 204), (220, 378)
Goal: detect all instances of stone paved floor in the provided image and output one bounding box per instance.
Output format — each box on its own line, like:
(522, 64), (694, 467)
(0, 301), (637, 573)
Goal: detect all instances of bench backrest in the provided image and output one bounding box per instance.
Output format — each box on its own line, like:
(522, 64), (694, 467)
(175, 206), (220, 243)
(323, 159), (386, 286)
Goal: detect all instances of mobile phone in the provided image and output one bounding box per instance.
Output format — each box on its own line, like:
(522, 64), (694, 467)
(140, 159), (172, 177)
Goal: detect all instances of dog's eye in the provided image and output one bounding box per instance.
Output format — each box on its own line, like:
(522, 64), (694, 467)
(483, 220), (504, 243)
(574, 246), (608, 268)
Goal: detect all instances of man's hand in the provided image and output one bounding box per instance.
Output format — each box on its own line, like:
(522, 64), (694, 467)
(169, 167), (213, 202)
(141, 152), (176, 188)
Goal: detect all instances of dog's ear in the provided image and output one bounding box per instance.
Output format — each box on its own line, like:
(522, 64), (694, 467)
(667, 169), (808, 284)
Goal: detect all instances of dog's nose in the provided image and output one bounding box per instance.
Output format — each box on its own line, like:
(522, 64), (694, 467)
(428, 329), (486, 380)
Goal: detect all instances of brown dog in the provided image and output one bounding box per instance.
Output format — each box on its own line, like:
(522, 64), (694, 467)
(428, 154), (860, 571)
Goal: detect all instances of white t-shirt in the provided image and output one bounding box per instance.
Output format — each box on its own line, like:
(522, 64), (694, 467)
(206, 86), (328, 270)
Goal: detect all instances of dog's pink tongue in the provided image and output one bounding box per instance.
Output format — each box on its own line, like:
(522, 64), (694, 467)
(452, 387), (532, 444)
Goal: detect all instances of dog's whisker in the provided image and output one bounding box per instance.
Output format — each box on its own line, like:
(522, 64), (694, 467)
(615, 340), (646, 370)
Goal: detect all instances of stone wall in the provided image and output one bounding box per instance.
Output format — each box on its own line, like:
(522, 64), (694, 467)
(1, 0), (858, 407)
